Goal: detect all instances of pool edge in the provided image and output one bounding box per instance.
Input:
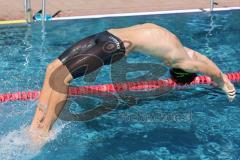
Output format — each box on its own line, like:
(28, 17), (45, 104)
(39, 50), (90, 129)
(52, 7), (240, 21)
(0, 7), (239, 25)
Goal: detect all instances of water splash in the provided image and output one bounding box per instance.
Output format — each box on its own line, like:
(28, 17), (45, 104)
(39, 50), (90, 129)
(0, 122), (67, 160)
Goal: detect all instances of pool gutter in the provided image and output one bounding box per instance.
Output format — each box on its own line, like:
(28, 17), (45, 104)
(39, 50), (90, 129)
(52, 7), (240, 21)
(0, 7), (239, 24)
(0, 19), (27, 25)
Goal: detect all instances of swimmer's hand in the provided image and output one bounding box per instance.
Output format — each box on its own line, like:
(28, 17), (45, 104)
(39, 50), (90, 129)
(219, 74), (236, 102)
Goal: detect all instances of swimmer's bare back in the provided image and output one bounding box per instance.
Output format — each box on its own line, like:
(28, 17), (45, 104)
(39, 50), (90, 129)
(108, 23), (190, 67)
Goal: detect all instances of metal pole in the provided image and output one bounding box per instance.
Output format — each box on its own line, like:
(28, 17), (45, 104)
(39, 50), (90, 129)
(24, 0), (32, 23)
(210, 0), (214, 12)
(24, 0), (27, 13)
(42, 0), (46, 22)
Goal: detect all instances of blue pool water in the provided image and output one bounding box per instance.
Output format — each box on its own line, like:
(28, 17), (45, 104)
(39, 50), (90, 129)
(0, 10), (240, 160)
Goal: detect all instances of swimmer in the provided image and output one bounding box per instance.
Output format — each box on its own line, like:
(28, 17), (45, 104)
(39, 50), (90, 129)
(30, 23), (236, 135)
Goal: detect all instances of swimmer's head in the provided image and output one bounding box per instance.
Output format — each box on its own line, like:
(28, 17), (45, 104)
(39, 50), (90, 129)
(170, 68), (197, 85)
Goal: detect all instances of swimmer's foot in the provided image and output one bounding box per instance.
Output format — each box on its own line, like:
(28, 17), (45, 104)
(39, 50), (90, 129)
(30, 103), (47, 131)
(28, 127), (51, 150)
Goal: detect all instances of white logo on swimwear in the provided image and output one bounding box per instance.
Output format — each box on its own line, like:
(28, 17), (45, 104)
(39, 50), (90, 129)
(109, 36), (120, 50)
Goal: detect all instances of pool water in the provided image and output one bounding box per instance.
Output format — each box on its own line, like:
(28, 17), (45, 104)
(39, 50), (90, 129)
(0, 10), (240, 160)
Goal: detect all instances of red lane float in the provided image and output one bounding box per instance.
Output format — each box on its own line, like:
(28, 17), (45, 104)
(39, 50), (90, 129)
(0, 72), (239, 103)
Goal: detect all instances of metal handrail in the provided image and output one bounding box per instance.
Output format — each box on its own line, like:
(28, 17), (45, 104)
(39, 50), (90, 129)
(42, 0), (46, 22)
(24, 0), (47, 22)
(210, 0), (214, 12)
(24, 0), (32, 23)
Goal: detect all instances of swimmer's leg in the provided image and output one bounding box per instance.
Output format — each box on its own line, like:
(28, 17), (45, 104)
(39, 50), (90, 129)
(30, 34), (97, 132)
(38, 55), (104, 132)
(31, 31), (126, 132)
(30, 59), (67, 130)
(39, 62), (73, 131)
(29, 60), (72, 145)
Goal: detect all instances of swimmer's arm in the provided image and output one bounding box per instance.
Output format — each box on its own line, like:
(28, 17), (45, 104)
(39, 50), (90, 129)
(182, 47), (225, 86)
(175, 47), (236, 101)
(183, 47), (222, 74)
(176, 59), (224, 86)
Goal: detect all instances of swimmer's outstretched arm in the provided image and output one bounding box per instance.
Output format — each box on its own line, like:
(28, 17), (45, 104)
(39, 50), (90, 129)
(183, 47), (224, 82)
(176, 47), (236, 101)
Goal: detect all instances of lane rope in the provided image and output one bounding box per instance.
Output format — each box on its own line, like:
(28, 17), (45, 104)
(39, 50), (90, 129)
(0, 72), (239, 103)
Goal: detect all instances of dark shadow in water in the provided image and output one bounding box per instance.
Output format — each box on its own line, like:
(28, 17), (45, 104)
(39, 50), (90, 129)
(61, 81), (239, 132)
(71, 87), (224, 131)
(78, 127), (201, 160)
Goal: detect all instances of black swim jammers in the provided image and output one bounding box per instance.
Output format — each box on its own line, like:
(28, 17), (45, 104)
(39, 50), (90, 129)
(58, 31), (126, 78)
